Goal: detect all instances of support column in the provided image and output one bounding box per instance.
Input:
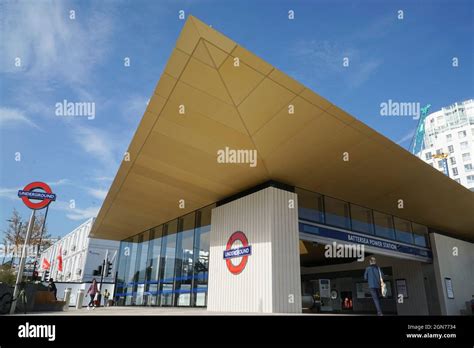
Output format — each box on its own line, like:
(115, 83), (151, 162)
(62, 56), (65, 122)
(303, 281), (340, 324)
(207, 187), (301, 313)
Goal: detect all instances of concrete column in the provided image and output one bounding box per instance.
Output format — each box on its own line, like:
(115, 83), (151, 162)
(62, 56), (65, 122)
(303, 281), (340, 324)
(207, 187), (302, 313)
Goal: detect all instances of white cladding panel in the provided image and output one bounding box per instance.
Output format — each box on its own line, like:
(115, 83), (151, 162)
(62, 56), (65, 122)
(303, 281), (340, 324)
(207, 187), (301, 313)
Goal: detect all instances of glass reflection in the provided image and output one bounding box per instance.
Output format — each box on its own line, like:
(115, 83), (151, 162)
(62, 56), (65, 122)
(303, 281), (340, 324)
(159, 219), (178, 306)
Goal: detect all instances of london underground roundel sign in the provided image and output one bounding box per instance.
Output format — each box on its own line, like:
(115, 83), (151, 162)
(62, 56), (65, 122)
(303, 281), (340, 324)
(18, 182), (56, 210)
(223, 231), (252, 275)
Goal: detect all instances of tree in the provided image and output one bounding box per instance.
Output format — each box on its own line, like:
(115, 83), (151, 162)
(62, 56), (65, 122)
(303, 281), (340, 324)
(2, 208), (52, 260)
(0, 264), (16, 285)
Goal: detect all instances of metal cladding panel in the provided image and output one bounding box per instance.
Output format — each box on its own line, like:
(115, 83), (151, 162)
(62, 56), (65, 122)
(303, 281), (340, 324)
(207, 187), (301, 313)
(270, 188), (302, 313)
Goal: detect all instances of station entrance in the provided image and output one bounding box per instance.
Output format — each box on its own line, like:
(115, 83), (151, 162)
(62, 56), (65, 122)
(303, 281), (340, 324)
(299, 238), (438, 315)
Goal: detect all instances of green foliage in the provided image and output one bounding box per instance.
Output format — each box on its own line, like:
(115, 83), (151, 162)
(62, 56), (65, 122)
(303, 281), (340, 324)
(0, 264), (16, 286)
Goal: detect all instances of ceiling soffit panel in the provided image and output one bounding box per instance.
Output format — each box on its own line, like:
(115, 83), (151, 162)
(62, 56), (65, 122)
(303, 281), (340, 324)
(237, 77), (297, 135)
(158, 97), (257, 150)
(230, 45), (274, 76)
(192, 39), (216, 68)
(203, 40), (229, 68)
(180, 56), (234, 105)
(168, 80), (248, 135)
(252, 96), (325, 158)
(218, 54), (266, 106)
(134, 154), (235, 197)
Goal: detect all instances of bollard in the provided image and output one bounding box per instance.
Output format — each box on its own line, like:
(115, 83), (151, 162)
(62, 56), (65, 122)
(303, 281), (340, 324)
(63, 288), (72, 311)
(76, 289), (85, 309)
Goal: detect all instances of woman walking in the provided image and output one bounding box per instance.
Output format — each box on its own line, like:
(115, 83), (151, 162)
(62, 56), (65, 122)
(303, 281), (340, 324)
(87, 278), (99, 310)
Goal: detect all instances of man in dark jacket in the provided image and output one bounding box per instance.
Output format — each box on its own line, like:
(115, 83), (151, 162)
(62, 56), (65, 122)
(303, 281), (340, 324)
(364, 257), (384, 316)
(48, 278), (57, 300)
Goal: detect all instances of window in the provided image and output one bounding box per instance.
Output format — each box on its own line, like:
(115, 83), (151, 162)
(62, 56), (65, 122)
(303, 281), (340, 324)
(394, 218), (414, 244)
(458, 130), (467, 138)
(450, 157), (456, 165)
(425, 152), (432, 161)
(124, 236), (139, 305)
(448, 145), (454, 153)
(462, 153), (471, 162)
(438, 160), (444, 169)
(192, 205), (213, 307)
(460, 141), (469, 150)
(175, 212), (196, 307)
(467, 175), (474, 184)
(350, 204), (374, 235)
(465, 164), (473, 172)
(324, 196), (351, 229)
(159, 219), (178, 306)
(135, 231), (150, 305)
(296, 188), (324, 223)
(455, 178), (461, 183)
(373, 211), (395, 240)
(436, 149), (442, 155)
(412, 223), (428, 247)
(446, 134), (452, 142)
(452, 167), (458, 176)
(145, 226), (163, 306)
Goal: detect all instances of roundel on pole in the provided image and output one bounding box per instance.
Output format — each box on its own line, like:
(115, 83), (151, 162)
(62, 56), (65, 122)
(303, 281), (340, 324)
(18, 182), (56, 210)
(223, 231), (252, 275)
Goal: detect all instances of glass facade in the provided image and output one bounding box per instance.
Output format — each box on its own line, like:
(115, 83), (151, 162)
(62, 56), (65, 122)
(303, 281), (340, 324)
(296, 187), (430, 248)
(115, 204), (214, 307)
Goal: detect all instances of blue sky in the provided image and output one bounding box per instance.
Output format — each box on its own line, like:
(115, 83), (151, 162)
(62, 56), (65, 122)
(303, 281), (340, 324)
(1, 0), (473, 240)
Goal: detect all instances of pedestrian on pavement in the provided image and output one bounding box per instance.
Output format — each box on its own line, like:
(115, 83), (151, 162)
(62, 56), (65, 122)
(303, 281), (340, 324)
(364, 256), (384, 316)
(87, 278), (99, 310)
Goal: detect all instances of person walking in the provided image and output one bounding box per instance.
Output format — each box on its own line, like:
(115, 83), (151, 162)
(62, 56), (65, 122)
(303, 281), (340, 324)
(47, 278), (57, 301)
(364, 256), (384, 316)
(87, 278), (99, 310)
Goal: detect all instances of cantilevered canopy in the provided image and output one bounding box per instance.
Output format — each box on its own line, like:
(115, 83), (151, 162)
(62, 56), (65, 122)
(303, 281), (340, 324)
(91, 16), (474, 241)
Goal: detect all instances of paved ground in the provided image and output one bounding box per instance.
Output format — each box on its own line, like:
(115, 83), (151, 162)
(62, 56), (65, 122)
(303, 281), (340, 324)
(12, 306), (366, 316)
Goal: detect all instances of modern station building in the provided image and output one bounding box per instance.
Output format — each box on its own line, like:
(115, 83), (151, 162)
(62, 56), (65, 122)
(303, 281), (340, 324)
(90, 16), (474, 315)
(412, 99), (474, 191)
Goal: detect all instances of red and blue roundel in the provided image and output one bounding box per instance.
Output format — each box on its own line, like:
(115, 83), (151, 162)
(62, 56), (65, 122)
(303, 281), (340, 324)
(223, 231), (252, 275)
(18, 182), (56, 210)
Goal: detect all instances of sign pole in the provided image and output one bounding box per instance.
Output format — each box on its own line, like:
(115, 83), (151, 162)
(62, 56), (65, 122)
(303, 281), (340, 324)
(30, 204), (50, 281)
(10, 209), (35, 314)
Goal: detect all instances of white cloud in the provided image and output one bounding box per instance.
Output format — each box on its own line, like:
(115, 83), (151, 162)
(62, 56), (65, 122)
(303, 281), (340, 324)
(47, 178), (71, 186)
(0, 107), (41, 129)
(396, 129), (416, 145)
(51, 200), (99, 221)
(290, 40), (381, 88)
(122, 95), (149, 123)
(0, 187), (20, 201)
(92, 176), (114, 182)
(0, 1), (115, 87)
(86, 188), (108, 200)
(72, 125), (118, 169)
(66, 206), (100, 221)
